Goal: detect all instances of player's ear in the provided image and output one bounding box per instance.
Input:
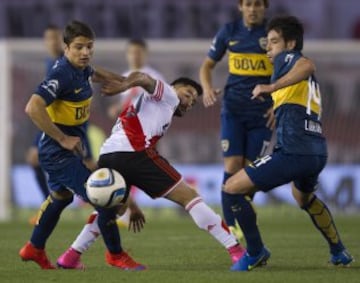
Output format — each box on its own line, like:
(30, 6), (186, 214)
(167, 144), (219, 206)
(286, 40), (296, 51)
(63, 44), (69, 53)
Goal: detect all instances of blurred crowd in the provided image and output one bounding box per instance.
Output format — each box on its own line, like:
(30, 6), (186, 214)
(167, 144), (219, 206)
(0, 0), (360, 39)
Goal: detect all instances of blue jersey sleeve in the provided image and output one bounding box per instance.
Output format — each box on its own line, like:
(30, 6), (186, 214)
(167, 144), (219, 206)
(34, 69), (71, 105)
(271, 51), (302, 82)
(207, 25), (229, 62)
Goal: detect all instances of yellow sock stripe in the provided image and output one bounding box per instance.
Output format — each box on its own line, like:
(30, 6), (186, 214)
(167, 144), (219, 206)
(308, 198), (339, 244)
(35, 196), (53, 226)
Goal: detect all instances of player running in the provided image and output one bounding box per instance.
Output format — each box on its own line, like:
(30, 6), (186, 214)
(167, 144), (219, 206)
(57, 72), (246, 269)
(199, 0), (273, 243)
(19, 21), (145, 271)
(223, 15), (354, 271)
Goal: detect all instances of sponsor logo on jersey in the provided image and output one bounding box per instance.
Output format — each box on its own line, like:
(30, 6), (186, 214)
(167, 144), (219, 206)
(75, 104), (90, 120)
(229, 53), (272, 76)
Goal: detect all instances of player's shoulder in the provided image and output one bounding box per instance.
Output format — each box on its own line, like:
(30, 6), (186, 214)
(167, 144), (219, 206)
(46, 57), (72, 80)
(272, 51), (303, 81)
(221, 19), (243, 36)
(274, 51), (303, 67)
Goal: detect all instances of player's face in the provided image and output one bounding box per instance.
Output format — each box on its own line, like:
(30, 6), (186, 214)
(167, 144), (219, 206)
(65, 36), (94, 69)
(266, 29), (295, 63)
(43, 29), (62, 58)
(174, 85), (198, 117)
(239, 0), (266, 27)
(126, 44), (147, 70)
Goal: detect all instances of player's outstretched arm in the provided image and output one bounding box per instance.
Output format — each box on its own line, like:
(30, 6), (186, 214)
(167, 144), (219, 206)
(199, 57), (221, 107)
(252, 57), (315, 99)
(92, 66), (124, 83)
(25, 95), (84, 156)
(101, 71), (156, 96)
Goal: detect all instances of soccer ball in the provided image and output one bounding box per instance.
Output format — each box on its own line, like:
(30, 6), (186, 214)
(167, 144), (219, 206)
(86, 168), (127, 208)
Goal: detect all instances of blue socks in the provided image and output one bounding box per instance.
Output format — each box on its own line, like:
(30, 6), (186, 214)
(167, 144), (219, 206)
(222, 191), (263, 256)
(221, 172), (236, 227)
(31, 195), (73, 248)
(96, 207), (122, 254)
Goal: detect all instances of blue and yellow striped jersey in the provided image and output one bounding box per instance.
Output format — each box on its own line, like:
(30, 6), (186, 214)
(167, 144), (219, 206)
(208, 19), (272, 115)
(271, 51), (327, 156)
(35, 56), (94, 163)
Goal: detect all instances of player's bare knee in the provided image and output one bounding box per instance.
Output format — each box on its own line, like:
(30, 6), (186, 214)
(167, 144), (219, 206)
(166, 182), (199, 207)
(223, 176), (242, 194)
(291, 185), (312, 207)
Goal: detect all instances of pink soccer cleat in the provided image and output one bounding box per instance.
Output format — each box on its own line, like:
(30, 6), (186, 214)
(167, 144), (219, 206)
(57, 248), (85, 270)
(228, 244), (246, 263)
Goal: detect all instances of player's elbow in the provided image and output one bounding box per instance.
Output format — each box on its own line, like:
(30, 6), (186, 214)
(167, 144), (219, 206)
(25, 101), (33, 116)
(306, 60), (316, 74)
(200, 58), (216, 72)
(300, 58), (316, 75)
(25, 96), (42, 119)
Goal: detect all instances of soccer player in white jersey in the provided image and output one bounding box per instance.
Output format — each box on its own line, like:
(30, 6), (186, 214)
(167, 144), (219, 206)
(57, 72), (246, 270)
(107, 39), (165, 227)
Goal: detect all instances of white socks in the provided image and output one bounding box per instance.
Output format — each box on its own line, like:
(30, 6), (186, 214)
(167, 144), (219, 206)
(71, 212), (100, 253)
(186, 197), (238, 249)
(71, 198), (238, 254)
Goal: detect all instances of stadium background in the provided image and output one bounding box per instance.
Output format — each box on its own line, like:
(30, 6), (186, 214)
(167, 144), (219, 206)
(0, 0), (359, 220)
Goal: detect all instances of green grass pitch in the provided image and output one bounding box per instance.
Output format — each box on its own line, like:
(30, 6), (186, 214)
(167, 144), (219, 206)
(0, 206), (359, 283)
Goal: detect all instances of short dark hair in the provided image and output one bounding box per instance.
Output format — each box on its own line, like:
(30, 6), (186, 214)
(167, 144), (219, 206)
(267, 16), (304, 51)
(239, 0), (269, 8)
(171, 77), (203, 96)
(127, 38), (148, 49)
(63, 20), (95, 45)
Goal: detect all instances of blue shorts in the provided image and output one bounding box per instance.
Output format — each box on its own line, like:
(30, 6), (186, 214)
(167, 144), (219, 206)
(221, 112), (272, 160)
(245, 149), (327, 193)
(41, 156), (91, 201)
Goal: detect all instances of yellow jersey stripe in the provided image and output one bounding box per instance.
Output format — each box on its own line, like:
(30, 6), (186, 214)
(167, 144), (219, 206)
(46, 97), (92, 126)
(271, 79), (321, 115)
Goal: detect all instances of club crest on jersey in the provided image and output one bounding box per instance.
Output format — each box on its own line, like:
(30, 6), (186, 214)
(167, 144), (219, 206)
(259, 37), (267, 50)
(221, 140), (229, 152)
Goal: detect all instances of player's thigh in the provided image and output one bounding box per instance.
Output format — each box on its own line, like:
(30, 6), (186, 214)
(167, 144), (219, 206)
(221, 112), (246, 158)
(47, 158), (91, 201)
(245, 126), (272, 161)
(100, 150), (182, 199)
(245, 151), (299, 192)
(165, 180), (199, 207)
(292, 155), (327, 196)
(223, 168), (257, 195)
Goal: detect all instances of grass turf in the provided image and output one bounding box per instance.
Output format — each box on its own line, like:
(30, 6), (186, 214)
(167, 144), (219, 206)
(0, 206), (359, 283)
